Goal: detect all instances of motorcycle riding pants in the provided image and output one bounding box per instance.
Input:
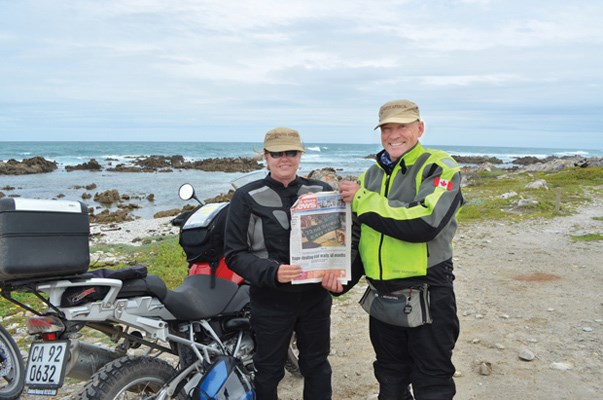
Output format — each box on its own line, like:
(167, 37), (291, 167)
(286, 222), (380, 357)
(369, 286), (459, 400)
(250, 287), (333, 400)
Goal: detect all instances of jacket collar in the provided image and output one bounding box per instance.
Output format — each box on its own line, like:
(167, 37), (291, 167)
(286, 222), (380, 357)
(376, 142), (425, 174)
(264, 173), (301, 189)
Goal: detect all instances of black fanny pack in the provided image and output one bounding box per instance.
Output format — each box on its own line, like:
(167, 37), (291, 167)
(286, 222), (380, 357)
(359, 282), (432, 328)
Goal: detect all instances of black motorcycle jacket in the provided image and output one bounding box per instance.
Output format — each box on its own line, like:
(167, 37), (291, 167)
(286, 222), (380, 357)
(224, 174), (332, 292)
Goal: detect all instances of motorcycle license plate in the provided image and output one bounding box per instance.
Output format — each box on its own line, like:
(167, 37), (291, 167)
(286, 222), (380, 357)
(25, 341), (69, 394)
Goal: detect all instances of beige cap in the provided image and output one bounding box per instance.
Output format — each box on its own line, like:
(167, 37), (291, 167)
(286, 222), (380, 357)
(374, 99), (421, 130)
(263, 127), (305, 152)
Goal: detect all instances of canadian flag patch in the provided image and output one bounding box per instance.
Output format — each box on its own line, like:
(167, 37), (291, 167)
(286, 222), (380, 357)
(434, 177), (453, 190)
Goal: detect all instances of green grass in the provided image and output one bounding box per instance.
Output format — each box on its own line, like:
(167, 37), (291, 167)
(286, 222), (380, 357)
(570, 233), (603, 242)
(89, 236), (189, 288)
(459, 166), (603, 223)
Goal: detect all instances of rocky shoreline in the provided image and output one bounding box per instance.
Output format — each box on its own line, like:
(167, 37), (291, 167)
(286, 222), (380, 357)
(2, 154), (602, 225)
(3, 153), (601, 177)
(0, 154), (265, 175)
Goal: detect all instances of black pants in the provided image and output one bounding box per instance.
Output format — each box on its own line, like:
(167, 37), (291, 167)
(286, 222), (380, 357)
(370, 286), (460, 400)
(250, 287), (333, 400)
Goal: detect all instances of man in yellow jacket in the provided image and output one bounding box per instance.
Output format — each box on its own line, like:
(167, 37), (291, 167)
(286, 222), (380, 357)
(325, 99), (464, 400)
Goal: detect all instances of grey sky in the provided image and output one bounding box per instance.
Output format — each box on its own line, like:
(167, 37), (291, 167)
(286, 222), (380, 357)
(1, 0), (601, 149)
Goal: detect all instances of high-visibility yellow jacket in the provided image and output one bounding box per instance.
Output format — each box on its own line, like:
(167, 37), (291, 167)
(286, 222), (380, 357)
(352, 143), (464, 281)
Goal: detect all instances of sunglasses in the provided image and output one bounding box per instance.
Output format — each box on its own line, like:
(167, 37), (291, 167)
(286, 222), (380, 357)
(268, 150), (300, 158)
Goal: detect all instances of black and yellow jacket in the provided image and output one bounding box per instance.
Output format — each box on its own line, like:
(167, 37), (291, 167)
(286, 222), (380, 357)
(352, 143), (464, 288)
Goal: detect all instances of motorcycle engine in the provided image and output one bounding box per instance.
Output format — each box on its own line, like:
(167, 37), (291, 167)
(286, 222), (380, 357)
(223, 332), (255, 372)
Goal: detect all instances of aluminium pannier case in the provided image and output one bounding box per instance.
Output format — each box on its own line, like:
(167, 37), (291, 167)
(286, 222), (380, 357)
(0, 198), (90, 282)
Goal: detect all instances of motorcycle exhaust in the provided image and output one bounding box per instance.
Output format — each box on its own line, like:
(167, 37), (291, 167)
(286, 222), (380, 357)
(65, 340), (121, 381)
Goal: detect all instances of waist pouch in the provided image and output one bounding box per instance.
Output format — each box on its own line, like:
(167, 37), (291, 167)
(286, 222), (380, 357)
(359, 282), (432, 328)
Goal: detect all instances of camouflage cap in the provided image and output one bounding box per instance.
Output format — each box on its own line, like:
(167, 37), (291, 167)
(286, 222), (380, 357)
(374, 99), (421, 130)
(263, 127), (305, 152)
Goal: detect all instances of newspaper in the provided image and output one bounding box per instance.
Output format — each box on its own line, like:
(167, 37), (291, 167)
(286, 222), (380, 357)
(290, 191), (351, 284)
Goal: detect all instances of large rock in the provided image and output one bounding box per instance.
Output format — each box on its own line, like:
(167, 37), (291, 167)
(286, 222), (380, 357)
(0, 156), (57, 175)
(134, 155), (185, 170)
(205, 190), (235, 203)
(105, 155), (263, 173)
(153, 208), (182, 218)
(94, 189), (121, 205)
(306, 167), (342, 189)
(65, 159), (102, 171)
(186, 157), (263, 173)
(453, 155), (503, 164)
(89, 209), (134, 224)
(512, 156), (542, 165)
(106, 164), (145, 172)
(518, 156), (603, 172)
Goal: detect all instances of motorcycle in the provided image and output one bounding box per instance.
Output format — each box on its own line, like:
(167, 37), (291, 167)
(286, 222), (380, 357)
(2, 256), (257, 399)
(0, 323), (25, 400)
(0, 184), (299, 399)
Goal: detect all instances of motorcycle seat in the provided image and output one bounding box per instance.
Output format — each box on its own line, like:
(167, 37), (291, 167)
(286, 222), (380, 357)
(162, 274), (244, 320)
(117, 274), (168, 299)
(61, 273), (247, 321)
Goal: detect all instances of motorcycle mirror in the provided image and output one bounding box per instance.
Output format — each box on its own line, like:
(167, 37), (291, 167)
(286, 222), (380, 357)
(179, 183), (204, 205)
(178, 183), (195, 201)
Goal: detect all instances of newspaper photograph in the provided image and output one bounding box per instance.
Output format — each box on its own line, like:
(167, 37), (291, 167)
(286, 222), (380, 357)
(290, 191), (351, 284)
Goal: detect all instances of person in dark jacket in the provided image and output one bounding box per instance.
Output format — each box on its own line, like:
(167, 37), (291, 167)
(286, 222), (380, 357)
(324, 99), (464, 400)
(224, 127), (334, 400)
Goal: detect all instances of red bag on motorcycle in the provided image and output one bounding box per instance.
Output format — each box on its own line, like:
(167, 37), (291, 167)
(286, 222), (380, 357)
(178, 202), (229, 265)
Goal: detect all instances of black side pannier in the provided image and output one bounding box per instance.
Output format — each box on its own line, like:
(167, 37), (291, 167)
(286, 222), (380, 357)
(178, 202), (230, 265)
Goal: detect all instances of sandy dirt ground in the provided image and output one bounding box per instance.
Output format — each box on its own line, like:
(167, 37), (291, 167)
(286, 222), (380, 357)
(15, 197), (603, 399)
(279, 197), (603, 399)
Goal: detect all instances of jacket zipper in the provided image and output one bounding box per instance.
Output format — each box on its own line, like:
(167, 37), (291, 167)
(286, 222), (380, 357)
(378, 173), (392, 280)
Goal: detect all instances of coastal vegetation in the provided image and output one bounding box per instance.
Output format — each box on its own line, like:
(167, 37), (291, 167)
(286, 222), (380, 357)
(2, 166), (602, 319)
(459, 166), (603, 222)
(570, 233), (603, 242)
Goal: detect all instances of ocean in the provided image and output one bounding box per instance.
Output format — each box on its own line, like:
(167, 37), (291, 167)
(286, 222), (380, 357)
(1, 141), (601, 219)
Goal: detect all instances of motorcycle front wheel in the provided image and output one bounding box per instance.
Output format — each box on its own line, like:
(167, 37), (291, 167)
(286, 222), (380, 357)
(0, 324), (24, 400)
(79, 355), (177, 400)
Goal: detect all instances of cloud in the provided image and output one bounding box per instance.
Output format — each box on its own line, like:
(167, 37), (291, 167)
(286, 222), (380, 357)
(420, 74), (524, 86)
(0, 0), (601, 148)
